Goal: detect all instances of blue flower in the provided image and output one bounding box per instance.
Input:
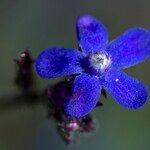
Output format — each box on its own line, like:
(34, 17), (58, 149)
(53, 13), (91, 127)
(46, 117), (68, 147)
(36, 15), (150, 118)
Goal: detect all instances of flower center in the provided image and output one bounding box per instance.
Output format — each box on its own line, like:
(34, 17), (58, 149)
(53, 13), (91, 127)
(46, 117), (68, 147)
(88, 52), (111, 75)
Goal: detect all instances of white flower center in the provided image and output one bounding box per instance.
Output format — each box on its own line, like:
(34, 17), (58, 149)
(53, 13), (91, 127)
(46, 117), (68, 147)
(89, 52), (111, 73)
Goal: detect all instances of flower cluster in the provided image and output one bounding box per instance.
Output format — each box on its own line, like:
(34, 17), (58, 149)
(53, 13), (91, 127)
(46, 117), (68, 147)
(36, 15), (150, 118)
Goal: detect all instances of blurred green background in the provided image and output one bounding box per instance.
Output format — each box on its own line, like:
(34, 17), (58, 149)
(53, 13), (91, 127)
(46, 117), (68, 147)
(0, 0), (150, 150)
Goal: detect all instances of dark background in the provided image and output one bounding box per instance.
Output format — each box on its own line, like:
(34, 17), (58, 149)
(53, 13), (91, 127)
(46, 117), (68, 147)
(0, 0), (150, 149)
